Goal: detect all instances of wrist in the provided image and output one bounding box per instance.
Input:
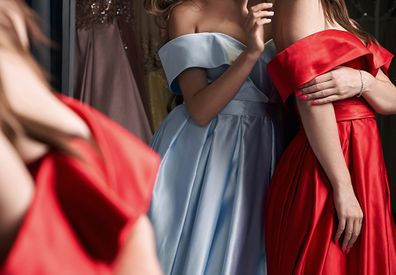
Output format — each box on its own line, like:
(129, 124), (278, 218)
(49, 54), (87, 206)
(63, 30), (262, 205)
(244, 49), (262, 61)
(332, 177), (353, 192)
(361, 70), (375, 96)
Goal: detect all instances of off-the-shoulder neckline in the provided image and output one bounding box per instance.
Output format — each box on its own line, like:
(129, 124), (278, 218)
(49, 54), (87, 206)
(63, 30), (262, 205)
(160, 32), (275, 50)
(161, 32), (247, 49)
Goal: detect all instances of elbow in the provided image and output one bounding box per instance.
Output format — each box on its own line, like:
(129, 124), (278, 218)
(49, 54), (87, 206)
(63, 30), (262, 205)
(190, 113), (212, 127)
(372, 104), (396, 116)
(376, 108), (396, 116)
(187, 106), (213, 126)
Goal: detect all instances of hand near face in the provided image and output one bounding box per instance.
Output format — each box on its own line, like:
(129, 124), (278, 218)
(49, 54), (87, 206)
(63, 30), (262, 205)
(244, 2), (274, 57)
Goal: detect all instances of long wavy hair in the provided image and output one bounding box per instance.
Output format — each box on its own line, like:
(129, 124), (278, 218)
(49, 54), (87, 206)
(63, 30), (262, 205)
(144, 0), (191, 110)
(0, 0), (78, 155)
(321, 0), (373, 43)
(144, 0), (185, 24)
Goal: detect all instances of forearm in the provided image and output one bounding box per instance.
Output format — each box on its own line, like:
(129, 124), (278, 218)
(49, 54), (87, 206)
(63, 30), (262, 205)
(185, 51), (259, 125)
(114, 216), (162, 275)
(296, 99), (351, 189)
(362, 71), (396, 115)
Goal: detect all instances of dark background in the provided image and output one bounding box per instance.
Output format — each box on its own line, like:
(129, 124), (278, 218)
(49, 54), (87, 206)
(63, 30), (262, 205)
(26, 0), (74, 95)
(346, 0), (396, 218)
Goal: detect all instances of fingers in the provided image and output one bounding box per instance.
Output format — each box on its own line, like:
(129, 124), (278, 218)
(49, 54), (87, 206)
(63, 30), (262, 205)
(335, 217), (346, 242)
(347, 219), (363, 250)
(298, 88), (337, 101)
(250, 2), (273, 12)
(300, 80), (335, 95)
(252, 10), (274, 19)
(245, 12), (272, 32)
(309, 95), (340, 105)
(246, 4), (273, 28)
(303, 72), (333, 88)
(342, 219), (354, 250)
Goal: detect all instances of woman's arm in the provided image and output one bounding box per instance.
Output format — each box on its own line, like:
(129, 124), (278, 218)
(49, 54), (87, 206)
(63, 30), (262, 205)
(113, 216), (163, 275)
(362, 69), (396, 114)
(296, 99), (363, 251)
(0, 132), (34, 262)
(275, 0), (364, 250)
(169, 3), (273, 126)
(298, 67), (396, 115)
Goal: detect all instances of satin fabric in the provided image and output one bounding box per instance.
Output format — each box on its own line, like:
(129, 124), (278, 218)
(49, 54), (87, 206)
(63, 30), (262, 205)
(1, 96), (160, 275)
(265, 30), (396, 274)
(149, 33), (284, 275)
(74, 20), (152, 142)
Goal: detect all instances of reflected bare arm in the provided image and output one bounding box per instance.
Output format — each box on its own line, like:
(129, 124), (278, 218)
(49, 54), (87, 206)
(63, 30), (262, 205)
(114, 216), (163, 275)
(0, 132), (34, 261)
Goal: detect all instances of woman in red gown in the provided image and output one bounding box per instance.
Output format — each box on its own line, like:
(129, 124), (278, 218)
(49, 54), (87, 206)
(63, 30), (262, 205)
(265, 0), (396, 274)
(0, 1), (162, 274)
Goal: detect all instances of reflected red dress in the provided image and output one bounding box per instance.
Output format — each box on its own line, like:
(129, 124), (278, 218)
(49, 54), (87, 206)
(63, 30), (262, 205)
(265, 30), (396, 274)
(0, 96), (160, 275)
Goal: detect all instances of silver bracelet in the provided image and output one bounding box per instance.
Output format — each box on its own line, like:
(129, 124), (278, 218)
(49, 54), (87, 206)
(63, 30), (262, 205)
(357, 70), (364, 97)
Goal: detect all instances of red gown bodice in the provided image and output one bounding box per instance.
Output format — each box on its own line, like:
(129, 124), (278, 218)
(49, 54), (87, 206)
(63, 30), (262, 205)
(1, 96), (159, 275)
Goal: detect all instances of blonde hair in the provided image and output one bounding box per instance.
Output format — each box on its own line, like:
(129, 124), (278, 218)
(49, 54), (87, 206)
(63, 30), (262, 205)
(144, 0), (186, 27)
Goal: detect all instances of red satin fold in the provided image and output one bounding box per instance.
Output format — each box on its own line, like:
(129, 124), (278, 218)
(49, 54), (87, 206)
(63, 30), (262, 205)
(267, 29), (393, 103)
(265, 30), (396, 274)
(1, 96), (160, 275)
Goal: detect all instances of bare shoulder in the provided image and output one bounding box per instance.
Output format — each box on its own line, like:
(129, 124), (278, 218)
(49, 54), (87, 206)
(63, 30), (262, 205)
(274, 0), (326, 49)
(168, 1), (203, 39)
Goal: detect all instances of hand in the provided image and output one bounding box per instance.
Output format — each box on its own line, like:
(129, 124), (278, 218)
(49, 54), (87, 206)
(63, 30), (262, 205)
(333, 184), (364, 252)
(244, 2), (274, 57)
(296, 66), (363, 105)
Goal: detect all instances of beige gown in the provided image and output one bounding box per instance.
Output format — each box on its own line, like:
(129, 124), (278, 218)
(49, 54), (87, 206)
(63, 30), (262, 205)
(74, 0), (152, 143)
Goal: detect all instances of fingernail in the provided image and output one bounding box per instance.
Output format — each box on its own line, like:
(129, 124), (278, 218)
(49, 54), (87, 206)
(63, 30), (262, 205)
(300, 95), (308, 100)
(311, 100), (319, 105)
(295, 91), (303, 96)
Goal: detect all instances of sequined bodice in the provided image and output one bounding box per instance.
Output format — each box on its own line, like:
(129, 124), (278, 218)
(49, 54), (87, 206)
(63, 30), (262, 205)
(76, 0), (133, 30)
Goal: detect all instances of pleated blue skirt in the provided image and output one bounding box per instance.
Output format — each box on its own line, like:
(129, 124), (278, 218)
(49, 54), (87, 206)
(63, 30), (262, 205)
(149, 99), (280, 275)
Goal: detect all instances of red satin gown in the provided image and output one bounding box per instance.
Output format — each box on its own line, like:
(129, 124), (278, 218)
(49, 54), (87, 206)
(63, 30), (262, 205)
(265, 30), (396, 274)
(0, 96), (160, 275)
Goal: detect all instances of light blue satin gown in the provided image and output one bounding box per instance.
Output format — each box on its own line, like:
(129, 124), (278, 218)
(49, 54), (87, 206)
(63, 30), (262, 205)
(149, 33), (283, 275)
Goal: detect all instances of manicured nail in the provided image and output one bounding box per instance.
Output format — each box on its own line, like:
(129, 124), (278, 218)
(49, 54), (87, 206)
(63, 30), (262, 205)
(346, 248), (351, 254)
(295, 91), (303, 96)
(299, 95), (308, 100)
(311, 100), (319, 105)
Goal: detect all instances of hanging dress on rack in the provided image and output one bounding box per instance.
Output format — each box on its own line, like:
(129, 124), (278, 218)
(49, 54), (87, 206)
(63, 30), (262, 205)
(74, 0), (152, 143)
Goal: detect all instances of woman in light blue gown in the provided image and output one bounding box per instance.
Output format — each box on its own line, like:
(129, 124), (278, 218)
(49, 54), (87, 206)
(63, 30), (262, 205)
(145, 1), (281, 274)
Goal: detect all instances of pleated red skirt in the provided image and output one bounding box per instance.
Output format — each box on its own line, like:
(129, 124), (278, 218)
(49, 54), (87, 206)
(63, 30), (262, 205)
(265, 98), (396, 274)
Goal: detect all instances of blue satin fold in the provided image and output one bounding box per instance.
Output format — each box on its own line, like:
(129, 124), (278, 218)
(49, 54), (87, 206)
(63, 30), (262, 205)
(149, 33), (283, 275)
